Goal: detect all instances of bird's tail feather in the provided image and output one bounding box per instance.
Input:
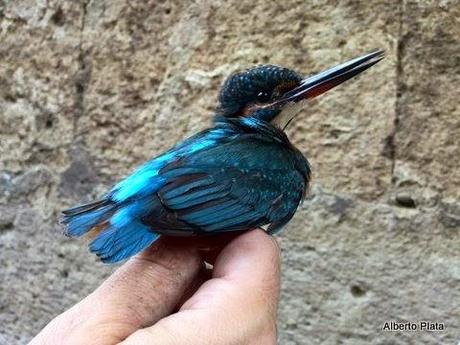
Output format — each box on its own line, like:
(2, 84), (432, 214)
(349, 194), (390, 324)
(62, 197), (161, 263)
(89, 221), (160, 263)
(62, 199), (117, 237)
(62, 199), (111, 216)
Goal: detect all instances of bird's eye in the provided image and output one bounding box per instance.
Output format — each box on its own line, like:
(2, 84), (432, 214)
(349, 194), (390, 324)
(256, 91), (271, 103)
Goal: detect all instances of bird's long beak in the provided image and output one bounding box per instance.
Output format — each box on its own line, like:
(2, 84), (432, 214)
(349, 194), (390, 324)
(273, 49), (385, 107)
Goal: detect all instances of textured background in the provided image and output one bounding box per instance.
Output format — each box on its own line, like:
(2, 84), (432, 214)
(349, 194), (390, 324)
(1, 0), (459, 344)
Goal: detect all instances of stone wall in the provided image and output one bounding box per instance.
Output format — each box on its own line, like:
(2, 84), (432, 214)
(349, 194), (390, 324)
(0, 1), (459, 344)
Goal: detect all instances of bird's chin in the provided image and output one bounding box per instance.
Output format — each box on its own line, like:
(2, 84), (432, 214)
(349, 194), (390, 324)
(270, 99), (307, 130)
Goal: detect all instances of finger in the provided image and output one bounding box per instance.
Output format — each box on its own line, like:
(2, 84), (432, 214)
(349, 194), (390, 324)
(31, 239), (202, 345)
(176, 265), (213, 309)
(121, 229), (280, 345)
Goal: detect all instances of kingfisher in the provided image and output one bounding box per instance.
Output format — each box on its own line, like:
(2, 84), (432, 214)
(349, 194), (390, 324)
(62, 50), (384, 263)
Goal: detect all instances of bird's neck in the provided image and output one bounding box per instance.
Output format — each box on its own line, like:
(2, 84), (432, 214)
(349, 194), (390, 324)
(214, 115), (290, 144)
(215, 103), (304, 131)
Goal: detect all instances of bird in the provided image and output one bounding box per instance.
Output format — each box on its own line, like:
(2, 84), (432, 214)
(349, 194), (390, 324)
(62, 49), (384, 263)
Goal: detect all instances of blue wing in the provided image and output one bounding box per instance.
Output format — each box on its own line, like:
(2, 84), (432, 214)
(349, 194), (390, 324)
(109, 126), (234, 202)
(143, 136), (309, 234)
(63, 126), (237, 262)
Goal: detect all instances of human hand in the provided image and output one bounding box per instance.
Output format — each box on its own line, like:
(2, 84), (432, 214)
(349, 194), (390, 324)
(30, 229), (281, 345)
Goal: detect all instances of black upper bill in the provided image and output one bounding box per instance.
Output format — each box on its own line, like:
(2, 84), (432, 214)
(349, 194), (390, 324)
(273, 49), (385, 106)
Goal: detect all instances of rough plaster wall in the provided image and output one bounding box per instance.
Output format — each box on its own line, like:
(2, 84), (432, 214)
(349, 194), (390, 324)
(0, 0), (459, 344)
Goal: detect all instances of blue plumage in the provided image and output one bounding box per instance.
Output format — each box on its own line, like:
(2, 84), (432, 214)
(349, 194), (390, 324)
(89, 221), (160, 263)
(62, 51), (383, 263)
(62, 199), (116, 237)
(62, 118), (310, 262)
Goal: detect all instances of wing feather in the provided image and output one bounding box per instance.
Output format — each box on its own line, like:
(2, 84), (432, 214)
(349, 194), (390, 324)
(153, 138), (307, 233)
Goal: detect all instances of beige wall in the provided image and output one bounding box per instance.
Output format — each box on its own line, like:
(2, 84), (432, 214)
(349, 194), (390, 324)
(0, 1), (459, 343)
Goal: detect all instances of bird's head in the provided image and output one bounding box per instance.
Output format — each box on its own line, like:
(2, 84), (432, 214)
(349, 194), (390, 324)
(216, 50), (384, 129)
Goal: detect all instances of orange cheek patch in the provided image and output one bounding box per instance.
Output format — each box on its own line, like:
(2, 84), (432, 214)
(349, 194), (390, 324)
(240, 104), (260, 116)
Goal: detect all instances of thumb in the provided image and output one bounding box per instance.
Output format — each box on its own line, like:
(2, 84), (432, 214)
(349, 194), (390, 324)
(121, 229), (281, 345)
